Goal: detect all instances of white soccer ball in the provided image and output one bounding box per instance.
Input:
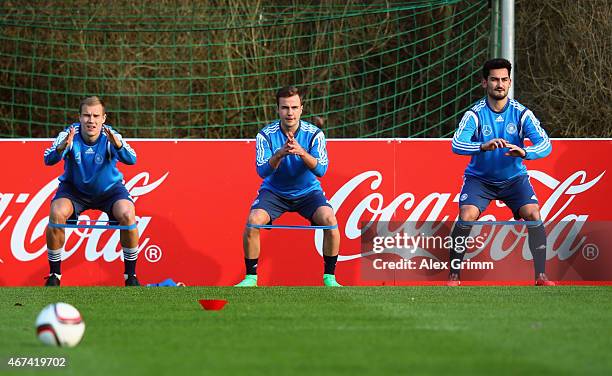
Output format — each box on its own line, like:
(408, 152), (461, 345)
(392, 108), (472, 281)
(35, 303), (85, 347)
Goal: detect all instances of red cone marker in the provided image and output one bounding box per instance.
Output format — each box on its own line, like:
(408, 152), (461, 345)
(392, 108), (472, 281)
(199, 299), (227, 311)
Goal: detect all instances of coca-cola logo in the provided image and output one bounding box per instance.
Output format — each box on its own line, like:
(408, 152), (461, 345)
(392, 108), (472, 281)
(2, 172), (168, 262)
(315, 169), (605, 262)
(1, 167), (606, 266)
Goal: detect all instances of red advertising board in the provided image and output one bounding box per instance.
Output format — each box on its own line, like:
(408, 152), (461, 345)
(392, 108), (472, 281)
(0, 139), (610, 286)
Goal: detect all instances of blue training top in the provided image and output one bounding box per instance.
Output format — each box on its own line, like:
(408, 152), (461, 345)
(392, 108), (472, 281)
(44, 123), (137, 196)
(451, 97), (552, 184)
(255, 120), (328, 198)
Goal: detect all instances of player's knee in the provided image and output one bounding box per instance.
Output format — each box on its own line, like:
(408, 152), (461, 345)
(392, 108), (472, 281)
(519, 204), (541, 221)
(323, 214), (337, 226)
(314, 210), (337, 226)
(115, 210), (135, 225)
(247, 210), (269, 226)
(49, 206), (71, 223)
(523, 210), (541, 221)
(49, 211), (68, 223)
(458, 209), (479, 222)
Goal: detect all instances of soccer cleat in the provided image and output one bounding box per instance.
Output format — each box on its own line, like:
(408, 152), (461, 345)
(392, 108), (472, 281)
(235, 274), (258, 287)
(125, 275), (140, 287)
(447, 273), (461, 287)
(44, 273), (61, 287)
(323, 274), (342, 287)
(535, 273), (556, 286)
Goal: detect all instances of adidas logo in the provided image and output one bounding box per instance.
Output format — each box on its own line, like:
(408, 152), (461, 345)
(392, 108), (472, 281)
(85, 147), (95, 154)
(495, 115), (504, 122)
(531, 195), (537, 200)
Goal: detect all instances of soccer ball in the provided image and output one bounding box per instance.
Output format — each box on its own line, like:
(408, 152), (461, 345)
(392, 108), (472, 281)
(35, 303), (85, 347)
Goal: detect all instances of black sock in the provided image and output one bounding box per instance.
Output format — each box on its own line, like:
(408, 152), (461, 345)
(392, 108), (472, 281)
(528, 223), (547, 277)
(124, 260), (137, 276)
(245, 258), (258, 275)
(123, 247), (139, 276)
(449, 223), (473, 275)
(49, 261), (61, 275)
(47, 248), (61, 275)
(324, 255), (338, 275)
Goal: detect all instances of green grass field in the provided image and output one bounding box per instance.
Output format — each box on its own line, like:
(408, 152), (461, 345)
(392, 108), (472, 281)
(1, 287), (611, 376)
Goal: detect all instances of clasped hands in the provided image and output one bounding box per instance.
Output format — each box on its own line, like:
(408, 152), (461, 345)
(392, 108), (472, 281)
(481, 138), (525, 158)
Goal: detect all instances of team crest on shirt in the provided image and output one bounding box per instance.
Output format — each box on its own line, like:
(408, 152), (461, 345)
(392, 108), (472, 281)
(506, 123), (517, 135)
(482, 125), (492, 136)
(95, 154), (104, 164)
(460, 193), (468, 201)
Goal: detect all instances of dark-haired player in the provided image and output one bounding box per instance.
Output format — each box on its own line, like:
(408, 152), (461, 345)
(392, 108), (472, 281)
(449, 59), (554, 286)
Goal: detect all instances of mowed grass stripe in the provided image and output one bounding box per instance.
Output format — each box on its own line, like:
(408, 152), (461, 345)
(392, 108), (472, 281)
(1, 287), (610, 376)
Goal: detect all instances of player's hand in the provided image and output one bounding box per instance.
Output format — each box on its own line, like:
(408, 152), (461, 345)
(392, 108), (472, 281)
(286, 132), (306, 156)
(277, 143), (292, 157)
(273, 137), (292, 158)
(57, 126), (75, 153)
(504, 143), (526, 158)
(480, 138), (508, 151)
(103, 126), (122, 149)
(286, 131), (295, 144)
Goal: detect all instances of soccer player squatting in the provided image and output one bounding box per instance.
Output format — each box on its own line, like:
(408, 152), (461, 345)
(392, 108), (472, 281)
(43, 96), (140, 287)
(449, 58), (554, 286)
(236, 86), (342, 287)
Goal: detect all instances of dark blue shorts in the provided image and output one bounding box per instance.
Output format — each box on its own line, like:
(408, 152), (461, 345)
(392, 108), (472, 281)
(52, 182), (133, 222)
(458, 174), (538, 219)
(250, 189), (332, 224)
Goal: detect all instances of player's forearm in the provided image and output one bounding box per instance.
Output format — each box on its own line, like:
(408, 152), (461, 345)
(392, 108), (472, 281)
(43, 150), (63, 165)
(116, 142), (137, 165)
(302, 153), (328, 177)
(44, 135), (69, 165)
(451, 138), (481, 155)
(524, 140), (552, 160)
(310, 160), (327, 177)
(55, 141), (67, 154)
(256, 161), (274, 178)
(256, 151), (283, 178)
(268, 152), (284, 170)
(300, 152), (319, 170)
